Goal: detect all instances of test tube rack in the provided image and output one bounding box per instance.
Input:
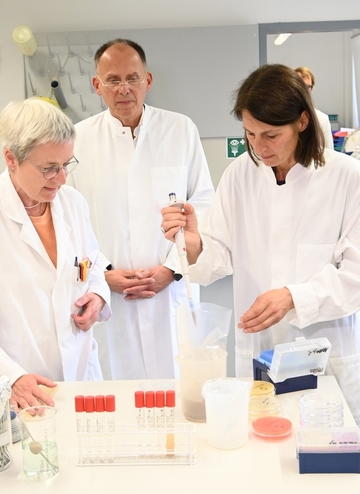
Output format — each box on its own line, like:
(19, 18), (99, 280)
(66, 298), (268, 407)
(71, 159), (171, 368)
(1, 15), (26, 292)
(76, 423), (196, 466)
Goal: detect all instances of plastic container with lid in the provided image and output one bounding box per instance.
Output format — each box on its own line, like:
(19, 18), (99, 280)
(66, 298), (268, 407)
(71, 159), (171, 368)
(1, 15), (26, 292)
(253, 337), (332, 394)
(296, 427), (360, 473)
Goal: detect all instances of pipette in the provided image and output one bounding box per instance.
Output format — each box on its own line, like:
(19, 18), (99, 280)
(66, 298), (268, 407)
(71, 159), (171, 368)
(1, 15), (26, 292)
(168, 192), (195, 314)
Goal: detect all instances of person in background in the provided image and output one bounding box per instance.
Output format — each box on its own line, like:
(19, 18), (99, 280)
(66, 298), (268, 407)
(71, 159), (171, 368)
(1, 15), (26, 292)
(0, 98), (111, 411)
(68, 38), (214, 380)
(161, 64), (360, 425)
(295, 66), (334, 149)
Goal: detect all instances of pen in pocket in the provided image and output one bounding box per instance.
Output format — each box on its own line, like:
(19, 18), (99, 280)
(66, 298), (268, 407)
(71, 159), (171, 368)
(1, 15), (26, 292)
(74, 256), (79, 281)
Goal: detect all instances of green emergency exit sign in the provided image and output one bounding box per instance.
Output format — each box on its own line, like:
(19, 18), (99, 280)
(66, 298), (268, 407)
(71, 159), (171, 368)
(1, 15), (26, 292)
(226, 137), (246, 158)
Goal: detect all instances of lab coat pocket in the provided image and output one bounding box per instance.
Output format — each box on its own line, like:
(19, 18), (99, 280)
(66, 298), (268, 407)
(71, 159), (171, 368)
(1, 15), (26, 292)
(295, 243), (336, 283)
(151, 166), (187, 208)
(71, 275), (90, 316)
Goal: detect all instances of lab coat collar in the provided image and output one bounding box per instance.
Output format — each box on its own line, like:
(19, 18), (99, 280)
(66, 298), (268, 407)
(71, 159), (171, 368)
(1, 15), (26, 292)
(261, 161), (314, 185)
(0, 170), (30, 223)
(0, 170), (71, 272)
(104, 105), (149, 145)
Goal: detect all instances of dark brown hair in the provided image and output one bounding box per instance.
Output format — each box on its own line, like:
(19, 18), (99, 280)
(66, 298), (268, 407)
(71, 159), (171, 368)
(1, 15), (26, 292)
(232, 64), (325, 168)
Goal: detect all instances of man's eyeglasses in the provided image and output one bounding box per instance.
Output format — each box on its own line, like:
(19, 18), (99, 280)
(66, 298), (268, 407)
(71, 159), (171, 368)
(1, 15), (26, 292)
(25, 157), (79, 179)
(97, 74), (147, 91)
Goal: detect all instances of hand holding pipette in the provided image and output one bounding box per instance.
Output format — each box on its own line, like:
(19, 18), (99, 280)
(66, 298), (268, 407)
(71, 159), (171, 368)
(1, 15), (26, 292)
(168, 192), (195, 312)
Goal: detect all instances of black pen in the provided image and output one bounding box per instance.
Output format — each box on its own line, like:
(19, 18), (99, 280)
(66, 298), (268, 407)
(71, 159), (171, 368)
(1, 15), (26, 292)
(74, 256), (79, 281)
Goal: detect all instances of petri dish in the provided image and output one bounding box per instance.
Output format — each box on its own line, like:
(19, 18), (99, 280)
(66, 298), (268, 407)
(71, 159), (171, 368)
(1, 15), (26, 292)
(252, 416), (293, 442)
(249, 396), (282, 422)
(299, 393), (344, 427)
(139, 379), (175, 392)
(250, 381), (275, 397)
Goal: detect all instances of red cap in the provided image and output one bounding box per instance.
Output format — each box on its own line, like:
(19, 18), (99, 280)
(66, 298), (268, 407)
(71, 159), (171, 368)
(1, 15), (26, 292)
(155, 390), (165, 408)
(85, 395), (95, 413)
(166, 389), (176, 407)
(134, 390), (145, 408)
(75, 395), (85, 412)
(145, 390), (155, 408)
(95, 395), (105, 412)
(105, 394), (116, 412)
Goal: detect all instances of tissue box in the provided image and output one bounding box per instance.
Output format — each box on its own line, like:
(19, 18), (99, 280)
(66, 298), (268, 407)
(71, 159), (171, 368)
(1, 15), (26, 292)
(252, 337), (331, 395)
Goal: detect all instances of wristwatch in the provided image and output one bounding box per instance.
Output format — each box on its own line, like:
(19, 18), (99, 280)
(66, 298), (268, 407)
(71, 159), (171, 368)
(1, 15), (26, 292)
(171, 270), (183, 281)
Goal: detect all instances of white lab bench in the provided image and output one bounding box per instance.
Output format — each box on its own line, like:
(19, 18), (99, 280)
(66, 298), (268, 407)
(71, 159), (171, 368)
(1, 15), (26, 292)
(1, 376), (360, 493)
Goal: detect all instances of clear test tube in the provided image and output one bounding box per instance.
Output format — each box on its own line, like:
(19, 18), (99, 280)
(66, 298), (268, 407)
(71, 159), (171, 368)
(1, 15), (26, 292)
(75, 395), (85, 433)
(155, 390), (165, 430)
(95, 395), (105, 461)
(84, 395), (96, 461)
(145, 391), (155, 430)
(105, 395), (116, 459)
(134, 391), (145, 429)
(105, 395), (116, 432)
(166, 389), (176, 455)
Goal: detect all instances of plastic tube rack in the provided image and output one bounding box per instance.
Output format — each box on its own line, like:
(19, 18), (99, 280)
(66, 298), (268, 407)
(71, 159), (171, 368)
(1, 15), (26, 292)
(76, 423), (196, 466)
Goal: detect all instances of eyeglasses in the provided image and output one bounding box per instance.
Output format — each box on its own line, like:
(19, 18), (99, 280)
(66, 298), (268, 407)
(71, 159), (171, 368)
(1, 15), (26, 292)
(97, 74), (147, 91)
(25, 156), (79, 179)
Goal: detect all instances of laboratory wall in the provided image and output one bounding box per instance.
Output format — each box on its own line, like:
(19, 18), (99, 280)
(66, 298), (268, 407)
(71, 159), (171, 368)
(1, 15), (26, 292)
(267, 31), (353, 128)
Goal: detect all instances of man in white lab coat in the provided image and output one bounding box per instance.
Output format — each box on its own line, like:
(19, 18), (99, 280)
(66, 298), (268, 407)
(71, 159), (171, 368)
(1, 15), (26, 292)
(70, 39), (214, 379)
(295, 66), (334, 149)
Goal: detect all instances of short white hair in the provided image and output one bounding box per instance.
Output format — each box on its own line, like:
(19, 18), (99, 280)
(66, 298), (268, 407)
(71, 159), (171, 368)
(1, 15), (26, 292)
(0, 97), (75, 162)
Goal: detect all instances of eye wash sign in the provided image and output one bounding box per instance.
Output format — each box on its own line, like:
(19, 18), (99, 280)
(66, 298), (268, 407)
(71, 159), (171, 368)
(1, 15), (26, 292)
(227, 137), (246, 158)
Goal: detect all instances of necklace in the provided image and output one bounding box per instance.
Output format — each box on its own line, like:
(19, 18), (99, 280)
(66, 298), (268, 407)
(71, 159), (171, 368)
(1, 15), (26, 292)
(24, 201), (41, 209)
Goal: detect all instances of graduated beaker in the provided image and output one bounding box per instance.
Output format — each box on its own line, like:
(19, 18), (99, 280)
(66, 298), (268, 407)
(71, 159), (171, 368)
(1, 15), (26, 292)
(18, 406), (58, 481)
(202, 378), (252, 449)
(176, 303), (232, 422)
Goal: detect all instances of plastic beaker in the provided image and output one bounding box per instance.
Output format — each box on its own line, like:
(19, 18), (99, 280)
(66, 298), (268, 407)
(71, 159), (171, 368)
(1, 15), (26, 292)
(202, 378), (252, 449)
(176, 348), (227, 421)
(18, 406), (58, 481)
(176, 303), (232, 422)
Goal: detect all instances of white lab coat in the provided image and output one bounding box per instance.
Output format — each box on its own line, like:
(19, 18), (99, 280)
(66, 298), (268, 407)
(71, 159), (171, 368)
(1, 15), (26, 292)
(315, 108), (334, 150)
(70, 105), (214, 379)
(0, 171), (111, 385)
(189, 149), (360, 424)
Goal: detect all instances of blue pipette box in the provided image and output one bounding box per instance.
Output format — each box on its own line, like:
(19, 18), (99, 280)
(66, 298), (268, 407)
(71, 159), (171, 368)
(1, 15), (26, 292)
(252, 337), (331, 395)
(296, 427), (360, 474)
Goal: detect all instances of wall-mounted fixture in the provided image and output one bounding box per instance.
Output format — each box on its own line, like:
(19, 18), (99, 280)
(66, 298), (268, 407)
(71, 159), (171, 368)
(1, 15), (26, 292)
(273, 33), (291, 46)
(12, 26), (37, 56)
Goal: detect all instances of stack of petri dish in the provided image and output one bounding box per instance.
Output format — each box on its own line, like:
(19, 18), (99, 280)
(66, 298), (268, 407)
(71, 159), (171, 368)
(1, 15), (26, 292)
(249, 381), (282, 422)
(249, 396), (283, 422)
(299, 393), (344, 427)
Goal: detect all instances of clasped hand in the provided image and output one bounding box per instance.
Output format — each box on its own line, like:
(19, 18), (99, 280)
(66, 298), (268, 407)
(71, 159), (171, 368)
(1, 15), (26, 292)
(105, 266), (174, 300)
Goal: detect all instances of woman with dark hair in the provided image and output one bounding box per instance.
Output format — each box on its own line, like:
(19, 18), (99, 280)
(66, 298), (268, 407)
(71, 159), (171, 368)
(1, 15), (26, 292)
(161, 64), (360, 425)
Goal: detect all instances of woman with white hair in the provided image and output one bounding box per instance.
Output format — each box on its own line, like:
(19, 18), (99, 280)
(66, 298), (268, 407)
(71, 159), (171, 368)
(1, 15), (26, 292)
(0, 98), (111, 411)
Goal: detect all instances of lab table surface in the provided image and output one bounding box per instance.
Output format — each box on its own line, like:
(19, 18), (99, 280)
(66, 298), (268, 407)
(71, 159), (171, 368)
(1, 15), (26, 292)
(1, 376), (360, 493)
